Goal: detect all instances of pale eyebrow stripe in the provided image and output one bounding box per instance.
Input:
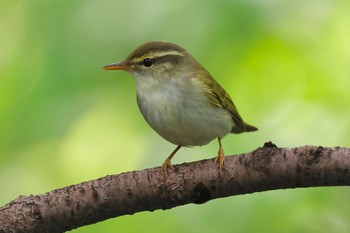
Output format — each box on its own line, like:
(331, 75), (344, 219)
(148, 50), (185, 58)
(132, 50), (185, 63)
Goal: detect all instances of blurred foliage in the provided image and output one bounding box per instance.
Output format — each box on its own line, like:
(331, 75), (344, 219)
(1, 0), (350, 232)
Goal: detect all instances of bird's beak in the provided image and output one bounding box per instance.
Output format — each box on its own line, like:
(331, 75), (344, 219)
(102, 61), (130, 71)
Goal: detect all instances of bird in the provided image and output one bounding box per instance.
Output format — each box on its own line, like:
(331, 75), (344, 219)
(103, 41), (257, 174)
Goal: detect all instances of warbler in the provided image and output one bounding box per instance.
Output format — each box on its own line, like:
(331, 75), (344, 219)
(103, 41), (257, 174)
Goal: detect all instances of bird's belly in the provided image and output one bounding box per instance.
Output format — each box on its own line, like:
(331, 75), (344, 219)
(137, 90), (233, 146)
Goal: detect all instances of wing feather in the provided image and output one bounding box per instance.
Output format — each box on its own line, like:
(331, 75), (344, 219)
(195, 70), (247, 133)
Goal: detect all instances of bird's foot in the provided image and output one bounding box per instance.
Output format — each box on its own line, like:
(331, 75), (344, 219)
(214, 148), (225, 175)
(161, 158), (174, 176)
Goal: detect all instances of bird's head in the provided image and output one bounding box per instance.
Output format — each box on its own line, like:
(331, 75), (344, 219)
(103, 41), (201, 81)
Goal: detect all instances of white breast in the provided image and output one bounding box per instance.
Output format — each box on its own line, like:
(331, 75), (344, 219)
(134, 74), (233, 146)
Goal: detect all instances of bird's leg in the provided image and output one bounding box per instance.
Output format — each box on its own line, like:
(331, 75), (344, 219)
(162, 145), (182, 175)
(214, 137), (225, 175)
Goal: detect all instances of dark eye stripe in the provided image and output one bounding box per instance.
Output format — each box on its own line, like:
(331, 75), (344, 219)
(137, 53), (183, 68)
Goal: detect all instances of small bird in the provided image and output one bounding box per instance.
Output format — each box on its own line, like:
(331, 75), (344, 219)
(103, 41), (257, 174)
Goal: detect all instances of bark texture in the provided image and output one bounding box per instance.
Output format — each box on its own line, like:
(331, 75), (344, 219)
(1, 143), (350, 233)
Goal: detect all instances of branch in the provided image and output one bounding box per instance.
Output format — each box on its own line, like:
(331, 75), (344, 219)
(1, 143), (350, 233)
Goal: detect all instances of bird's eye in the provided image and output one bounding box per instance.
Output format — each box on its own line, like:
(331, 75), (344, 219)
(142, 58), (154, 67)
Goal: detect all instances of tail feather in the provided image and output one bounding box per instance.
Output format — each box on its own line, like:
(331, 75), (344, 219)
(243, 122), (258, 132)
(231, 122), (258, 134)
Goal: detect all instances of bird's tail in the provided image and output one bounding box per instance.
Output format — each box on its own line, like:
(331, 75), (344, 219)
(231, 122), (258, 134)
(243, 122), (258, 132)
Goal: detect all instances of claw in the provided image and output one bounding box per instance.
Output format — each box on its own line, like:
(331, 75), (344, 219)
(214, 148), (225, 175)
(161, 158), (174, 176)
(214, 138), (225, 175)
(161, 145), (181, 176)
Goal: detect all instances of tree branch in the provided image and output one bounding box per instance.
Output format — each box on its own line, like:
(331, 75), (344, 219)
(1, 143), (350, 233)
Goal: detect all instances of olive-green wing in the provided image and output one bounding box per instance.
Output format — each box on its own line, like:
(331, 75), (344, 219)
(196, 70), (248, 133)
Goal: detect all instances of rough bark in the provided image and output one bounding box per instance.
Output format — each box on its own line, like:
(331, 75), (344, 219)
(0, 143), (349, 233)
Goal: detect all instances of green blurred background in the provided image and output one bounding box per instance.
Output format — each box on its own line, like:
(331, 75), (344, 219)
(1, 0), (350, 232)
